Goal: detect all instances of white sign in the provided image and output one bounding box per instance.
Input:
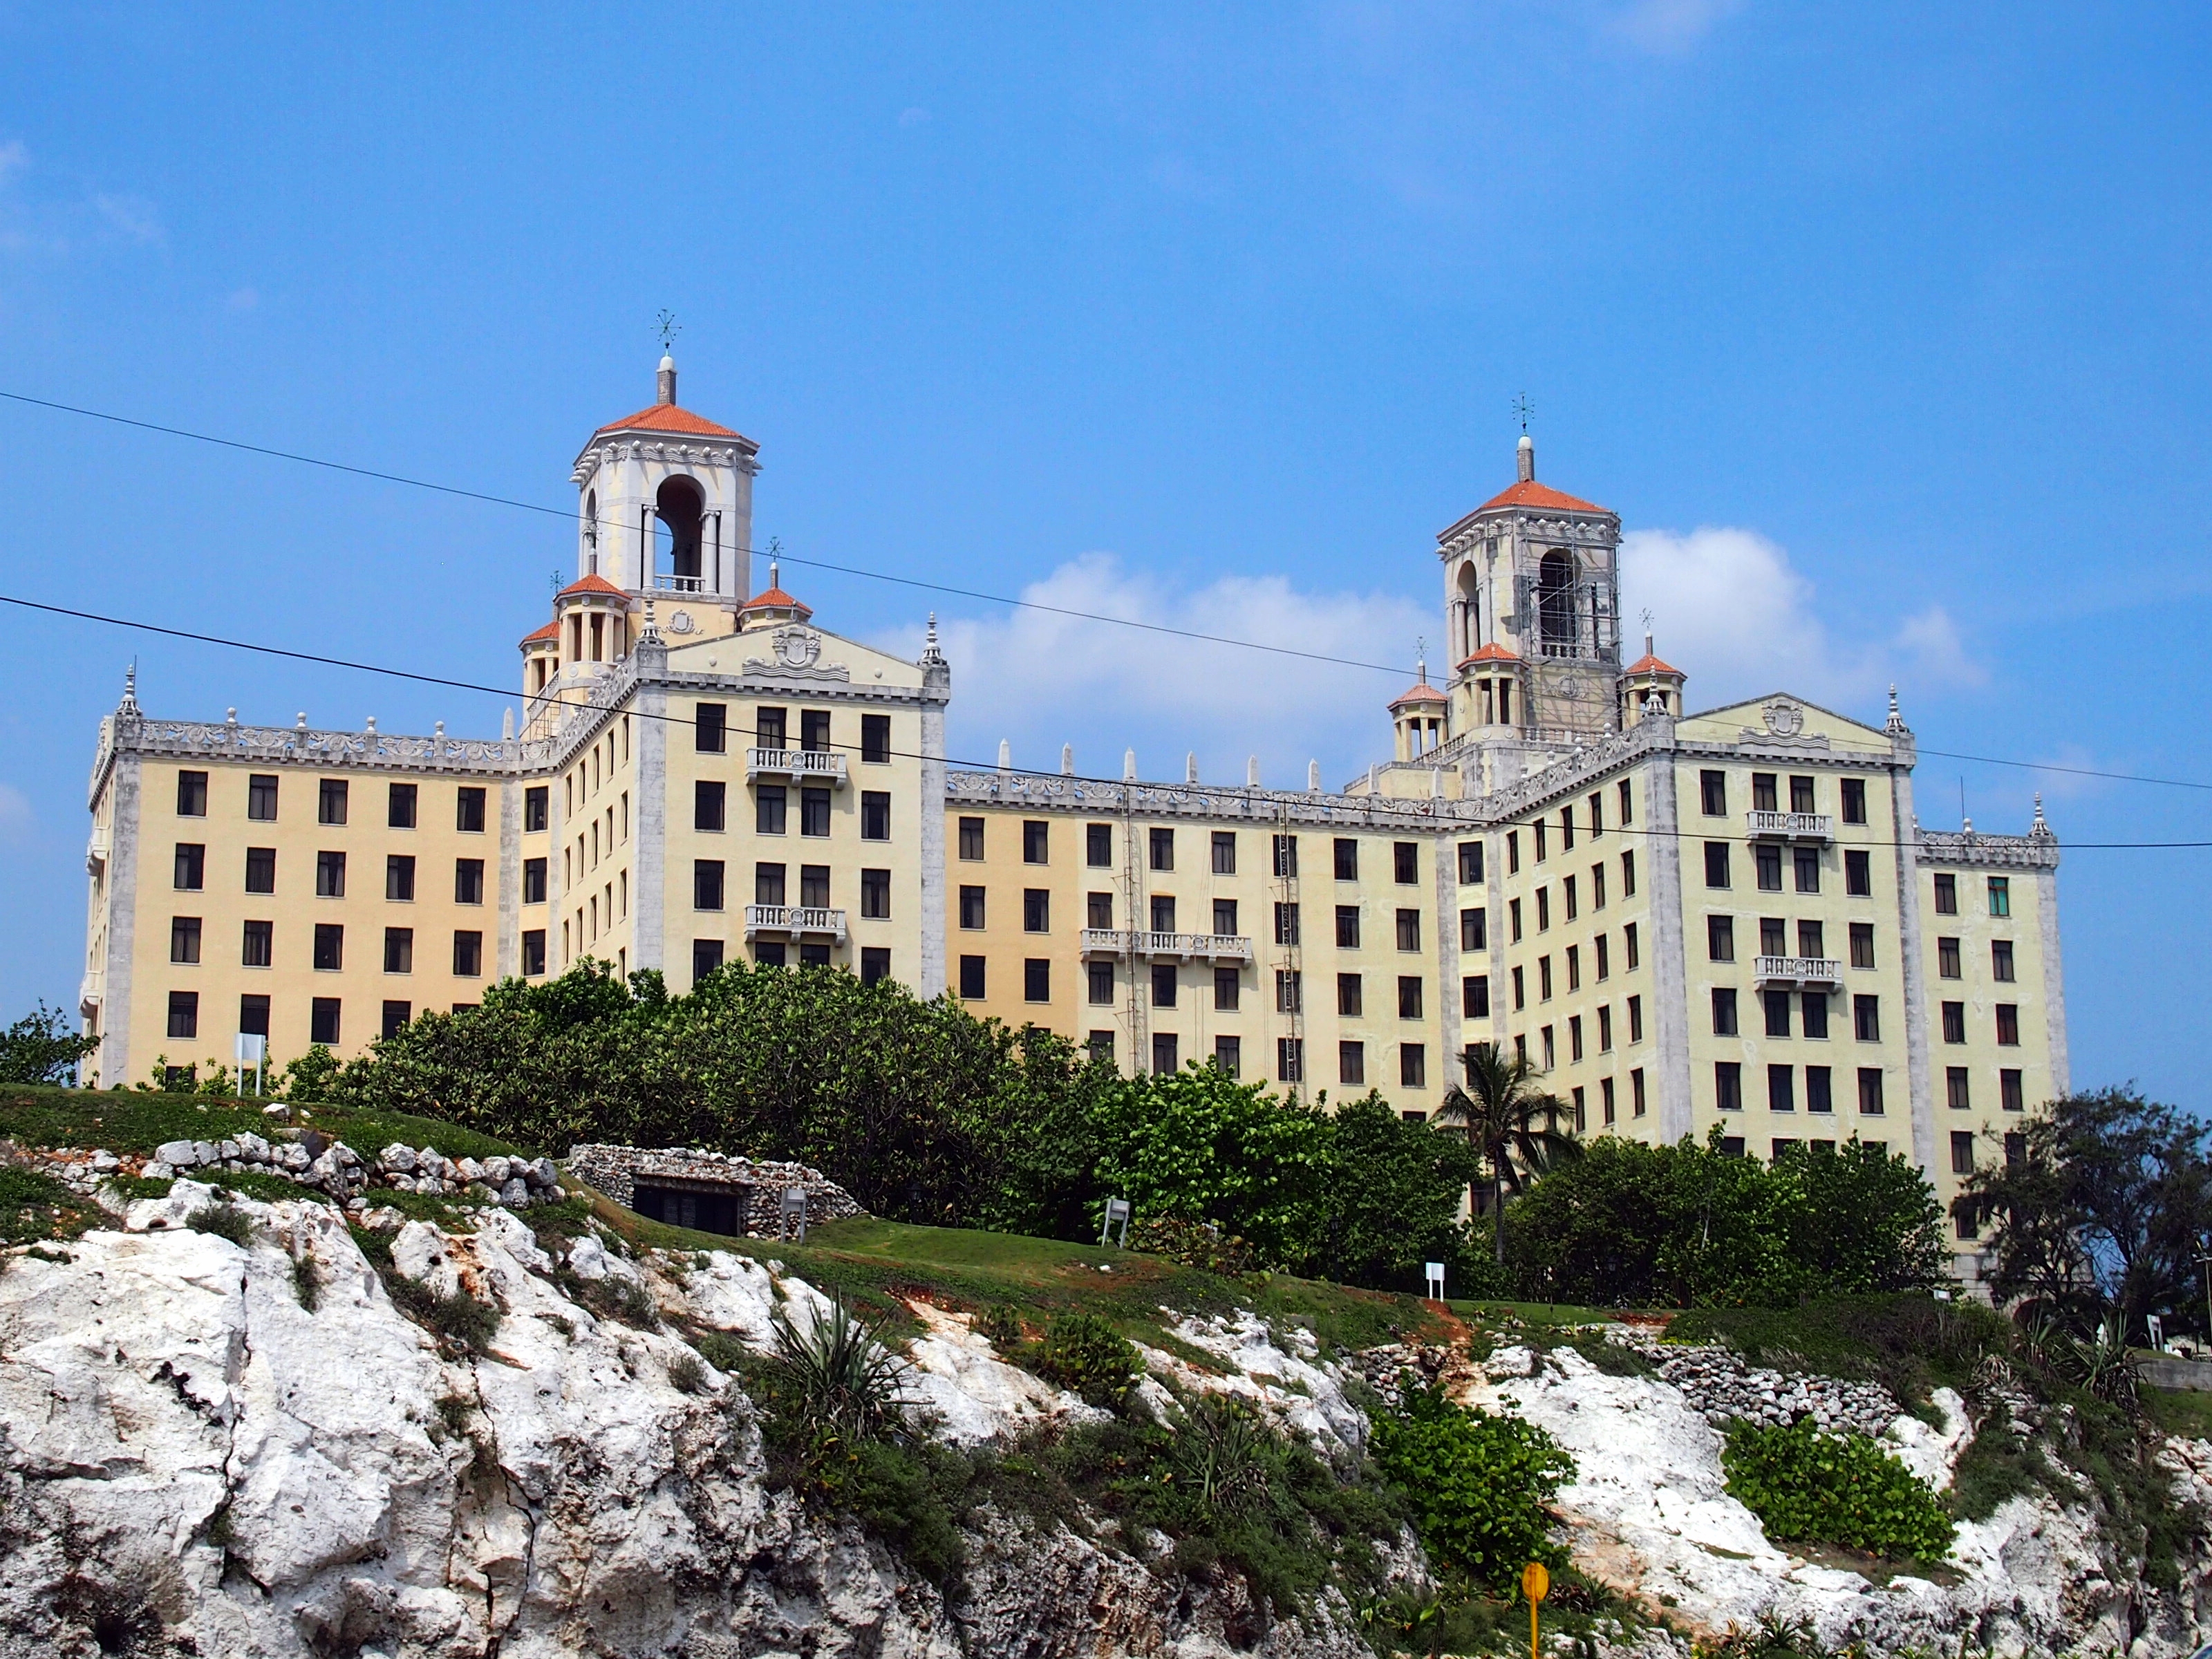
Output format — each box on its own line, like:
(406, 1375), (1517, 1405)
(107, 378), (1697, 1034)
(1425, 1261), (1446, 1302)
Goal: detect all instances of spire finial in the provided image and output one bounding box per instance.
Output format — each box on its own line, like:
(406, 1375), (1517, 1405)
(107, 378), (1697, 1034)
(1185, 751), (1199, 784)
(1060, 742), (1074, 776)
(655, 311), (680, 404)
(1123, 747), (1137, 782)
(1416, 637), (1429, 684)
(119, 659), (138, 712)
(997, 738), (1011, 772)
(2032, 791), (2050, 836)
(921, 612), (944, 664)
(640, 593), (662, 644)
(1884, 683), (1906, 735)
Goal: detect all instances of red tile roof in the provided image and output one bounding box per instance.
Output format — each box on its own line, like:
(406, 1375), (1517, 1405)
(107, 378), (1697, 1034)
(738, 584), (812, 619)
(1474, 478), (1610, 515)
(558, 573), (628, 599)
(519, 620), (561, 646)
(595, 403), (747, 440)
(1625, 652), (1683, 676)
(1390, 681), (1448, 709)
(1456, 642), (1522, 667)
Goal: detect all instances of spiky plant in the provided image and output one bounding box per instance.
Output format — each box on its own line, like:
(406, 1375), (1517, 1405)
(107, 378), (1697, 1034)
(769, 1298), (914, 1443)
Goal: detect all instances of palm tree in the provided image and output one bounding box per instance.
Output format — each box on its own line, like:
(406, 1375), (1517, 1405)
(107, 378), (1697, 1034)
(1435, 1041), (1581, 1265)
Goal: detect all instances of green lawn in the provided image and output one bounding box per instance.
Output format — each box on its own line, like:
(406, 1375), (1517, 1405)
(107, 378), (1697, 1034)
(0, 1084), (536, 1164)
(2145, 1385), (2212, 1441)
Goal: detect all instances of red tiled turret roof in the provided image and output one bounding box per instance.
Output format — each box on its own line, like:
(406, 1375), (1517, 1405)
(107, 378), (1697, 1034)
(1474, 478), (1610, 515)
(1624, 651), (1683, 676)
(1390, 681), (1448, 709)
(738, 583), (813, 619)
(519, 620), (560, 646)
(594, 404), (747, 440)
(558, 573), (628, 599)
(1456, 642), (1522, 668)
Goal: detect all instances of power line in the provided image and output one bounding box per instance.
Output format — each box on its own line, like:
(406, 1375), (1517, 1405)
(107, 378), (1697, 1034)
(9, 591), (2207, 852)
(6, 388), (2206, 800)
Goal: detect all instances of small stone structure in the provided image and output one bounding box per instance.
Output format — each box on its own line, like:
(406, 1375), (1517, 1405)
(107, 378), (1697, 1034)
(566, 1144), (863, 1238)
(1622, 1337), (1902, 1435)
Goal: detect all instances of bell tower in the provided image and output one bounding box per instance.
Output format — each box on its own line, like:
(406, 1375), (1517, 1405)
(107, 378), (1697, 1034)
(570, 353), (760, 605)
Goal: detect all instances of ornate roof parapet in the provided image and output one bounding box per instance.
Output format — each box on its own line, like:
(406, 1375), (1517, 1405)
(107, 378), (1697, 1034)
(1915, 825), (2061, 871)
(93, 712), (558, 806)
(944, 769), (1490, 830)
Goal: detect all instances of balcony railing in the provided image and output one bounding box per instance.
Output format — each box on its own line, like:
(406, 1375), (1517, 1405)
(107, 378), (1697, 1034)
(650, 573), (708, 592)
(745, 905), (848, 944)
(1079, 929), (1254, 964)
(1753, 955), (1844, 989)
(747, 747), (849, 787)
(1745, 809), (1835, 843)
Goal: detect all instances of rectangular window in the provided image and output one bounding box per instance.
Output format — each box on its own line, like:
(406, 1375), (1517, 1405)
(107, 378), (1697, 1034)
(1459, 841), (1483, 883)
(1507, 831), (1520, 874)
(454, 859), (485, 905)
(1087, 1030), (1116, 1063)
(2001, 1068), (2025, 1112)
(523, 785), (548, 832)
(800, 788), (831, 836)
(800, 865), (830, 908)
(1215, 1035), (1241, 1076)
(174, 842), (206, 890)
(1560, 807), (1576, 852)
(861, 791), (890, 841)
(241, 918), (272, 967)
(1277, 1038), (1304, 1083)
(1150, 827), (1175, 870)
(1338, 972), (1364, 1017)
(1996, 1004), (2021, 1045)
(1024, 889), (1050, 932)
(695, 703), (727, 753)
(1537, 888), (1550, 930)
(1400, 1043), (1427, 1087)
(522, 857), (547, 904)
(522, 930), (547, 976)
(693, 938), (725, 982)
(1568, 1014), (1583, 1062)
(1755, 844), (1783, 891)
(1620, 847), (1636, 897)
(1991, 939), (2016, 982)
(861, 868), (891, 919)
(694, 861), (727, 910)
(1152, 1033), (1179, 1074)
(1850, 922), (1874, 969)
(1273, 902), (1301, 946)
(167, 989), (199, 1039)
(1088, 892), (1114, 929)
(1398, 976), (1424, 1019)
(1461, 907), (1486, 950)
(1535, 821), (1547, 861)
(317, 777), (348, 825)
(1790, 775), (1816, 814)
(316, 850), (346, 898)
(1324, 836), (1357, 881)
(1752, 773), (1778, 812)
(1624, 920), (1640, 969)
(959, 955), (986, 1000)
(1715, 1060), (1742, 1112)
(1841, 778), (1867, 824)
(1793, 847), (1821, 894)
(800, 709), (830, 752)
(1933, 872), (1958, 915)
(1769, 1064), (1795, 1112)
(1023, 820), (1049, 864)
(238, 993), (270, 1037)
(1566, 944), (1581, 991)
(388, 782), (418, 828)
(1588, 790), (1604, 836)
(1539, 955), (1553, 1000)
(1512, 965), (1524, 1011)
(170, 915), (202, 964)
(1564, 875), (1579, 920)
(959, 886), (986, 929)
(1760, 916), (1786, 958)
(1705, 843), (1731, 888)
(1802, 993), (1829, 1039)
(1708, 915), (1735, 961)
(1700, 770), (1727, 816)
(1151, 895), (1177, 932)
(1340, 1041), (1366, 1087)
(1837, 849), (1869, 897)
(1394, 842), (1419, 884)
(861, 948), (890, 987)
(1632, 1066), (1647, 1116)
(310, 997), (341, 1045)
(1942, 1001), (1966, 1043)
(1763, 989), (1792, 1038)
(1215, 966), (1240, 1010)
(247, 774), (279, 821)
(176, 770), (209, 816)
(756, 785), (788, 836)
(1987, 876), (2011, 917)
(1154, 964), (1179, 1007)
(1271, 833), (1298, 877)
(1086, 823), (1112, 866)
(861, 713), (892, 763)
(383, 926), (413, 973)
(1854, 995), (1881, 1042)
(1628, 994), (1643, 1043)
(1087, 962), (1115, 1005)
(1275, 969), (1302, 1013)
(695, 780), (726, 832)
(1712, 987), (1738, 1035)
(1592, 863), (1606, 909)
(1947, 1066), (1971, 1110)
(1463, 975), (1490, 1018)
(1601, 1075), (1616, 1125)
(1619, 778), (1634, 825)
(1024, 959), (1051, 1002)
(1212, 831), (1237, 874)
(1509, 898), (1522, 941)
(313, 922), (344, 971)
(1806, 1065), (1833, 1113)
(959, 816), (985, 860)
(1396, 908), (1421, 951)
(1212, 899), (1237, 936)
(1935, 936), (1962, 980)
(1951, 1130), (1976, 1176)
(453, 931), (483, 977)
(1857, 1067), (1885, 1114)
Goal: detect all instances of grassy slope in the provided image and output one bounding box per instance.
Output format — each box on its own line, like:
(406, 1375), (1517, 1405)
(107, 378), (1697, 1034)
(0, 1083), (535, 1165)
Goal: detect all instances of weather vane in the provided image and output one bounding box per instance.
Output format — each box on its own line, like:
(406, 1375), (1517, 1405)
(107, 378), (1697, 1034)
(656, 310), (681, 353)
(1513, 392), (1535, 433)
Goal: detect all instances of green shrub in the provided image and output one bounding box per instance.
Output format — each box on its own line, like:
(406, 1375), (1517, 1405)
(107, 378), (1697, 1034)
(106, 1174), (174, 1201)
(1723, 1417), (1954, 1559)
(0, 1004), (100, 1085)
(1369, 1380), (1573, 1591)
(690, 1329), (750, 1374)
(187, 1203), (253, 1247)
(763, 1300), (912, 1443)
(382, 1273), (502, 1353)
(668, 1352), (707, 1394)
(0, 1167), (89, 1244)
(290, 1252), (322, 1311)
(1032, 1311), (1139, 1407)
(975, 1302), (1026, 1349)
(1126, 1216), (1262, 1277)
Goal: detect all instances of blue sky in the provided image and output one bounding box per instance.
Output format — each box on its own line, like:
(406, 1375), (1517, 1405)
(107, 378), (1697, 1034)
(1, 3), (2207, 1104)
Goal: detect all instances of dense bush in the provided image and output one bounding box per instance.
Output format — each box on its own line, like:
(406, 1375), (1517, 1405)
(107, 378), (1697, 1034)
(1722, 1417), (1955, 1559)
(1506, 1130), (1946, 1307)
(1029, 1311), (1139, 1407)
(1368, 1380), (1574, 1591)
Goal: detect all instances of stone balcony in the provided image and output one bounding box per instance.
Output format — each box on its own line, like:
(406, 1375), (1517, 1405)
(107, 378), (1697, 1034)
(1745, 809), (1834, 843)
(1752, 955), (1844, 989)
(746, 747), (848, 787)
(744, 905), (849, 945)
(1078, 928), (1254, 965)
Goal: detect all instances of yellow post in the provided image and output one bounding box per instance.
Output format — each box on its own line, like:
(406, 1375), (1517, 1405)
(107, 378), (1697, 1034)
(1521, 1561), (1550, 1659)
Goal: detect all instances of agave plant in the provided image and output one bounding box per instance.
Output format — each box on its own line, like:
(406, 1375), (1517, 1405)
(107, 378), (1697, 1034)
(769, 1298), (915, 1443)
(2023, 1314), (2144, 1414)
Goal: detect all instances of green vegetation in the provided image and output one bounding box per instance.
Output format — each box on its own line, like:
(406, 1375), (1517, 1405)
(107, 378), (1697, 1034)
(1029, 1311), (1140, 1407)
(2145, 1385), (2212, 1441)
(1368, 1379), (1575, 1591)
(348, 1222), (502, 1353)
(1722, 1417), (1955, 1560)
(1436, 1040), (1579, 1266)
(0, 1165), (93, 1245)
(0, 1082), (535, 1165)
(1669, 1294), (2012, 1411)
(0, 1004), (99, 1085)
(185, 1202), (254, 1246)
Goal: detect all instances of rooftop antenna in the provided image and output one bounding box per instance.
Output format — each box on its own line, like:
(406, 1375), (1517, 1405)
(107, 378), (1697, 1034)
(656, 310), (681, 353)
(1513, 392), (1535, 433)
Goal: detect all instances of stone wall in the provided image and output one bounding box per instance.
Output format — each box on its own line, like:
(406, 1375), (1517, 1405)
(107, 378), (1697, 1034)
(566, 1143), (863, 1235)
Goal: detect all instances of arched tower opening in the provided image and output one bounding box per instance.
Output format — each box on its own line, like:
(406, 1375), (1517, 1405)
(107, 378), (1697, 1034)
(1455, 561), (1481, 659)
(657, 477), (705, 588)
(583, 489), (599, 575)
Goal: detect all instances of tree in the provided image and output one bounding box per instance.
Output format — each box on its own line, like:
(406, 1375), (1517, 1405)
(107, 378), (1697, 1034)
(1961, 1087), (2212, 1341)
(0, 1004), (99, 1085)
(1434, 1041), (1579, 1264)
(1773, 1138), (1947, 1295)
(1319, 1093), (1487, 1293)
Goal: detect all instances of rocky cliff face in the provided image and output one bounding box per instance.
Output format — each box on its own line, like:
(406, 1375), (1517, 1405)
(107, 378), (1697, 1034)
(0, 1182), (2202, 1658)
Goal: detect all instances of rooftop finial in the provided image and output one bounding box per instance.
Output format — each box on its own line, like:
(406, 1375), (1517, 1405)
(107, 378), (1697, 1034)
(997, 738), (1011, 771)
(1123, 747), (1137, 782)
(922, 612), (944, 664)
(1416, 637), (1429, 684)
(119, 660), (138, 712)
(1513, 393), (1536, 482)
(2032, 791), (2050, 836)
(655, 311), (680, 404)
(1060, 743), (1074, 776)
(1884, 684), (1906, 735)
(1186, 751), (1199, 784)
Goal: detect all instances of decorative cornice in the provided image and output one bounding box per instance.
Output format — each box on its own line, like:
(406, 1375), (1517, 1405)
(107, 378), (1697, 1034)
(945, 771), (1489, 830)
(93, 714), (556, 807)
(1915, 828), (2061, 871)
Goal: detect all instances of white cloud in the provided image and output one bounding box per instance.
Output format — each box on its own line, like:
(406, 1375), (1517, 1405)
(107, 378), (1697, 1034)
(93, 193), (162, 245)
(1619, 525), (1984, 714)
(881, 552), (1427, 789)
(1609, 0), (1747, 54)
(0, 782), (32, 841)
